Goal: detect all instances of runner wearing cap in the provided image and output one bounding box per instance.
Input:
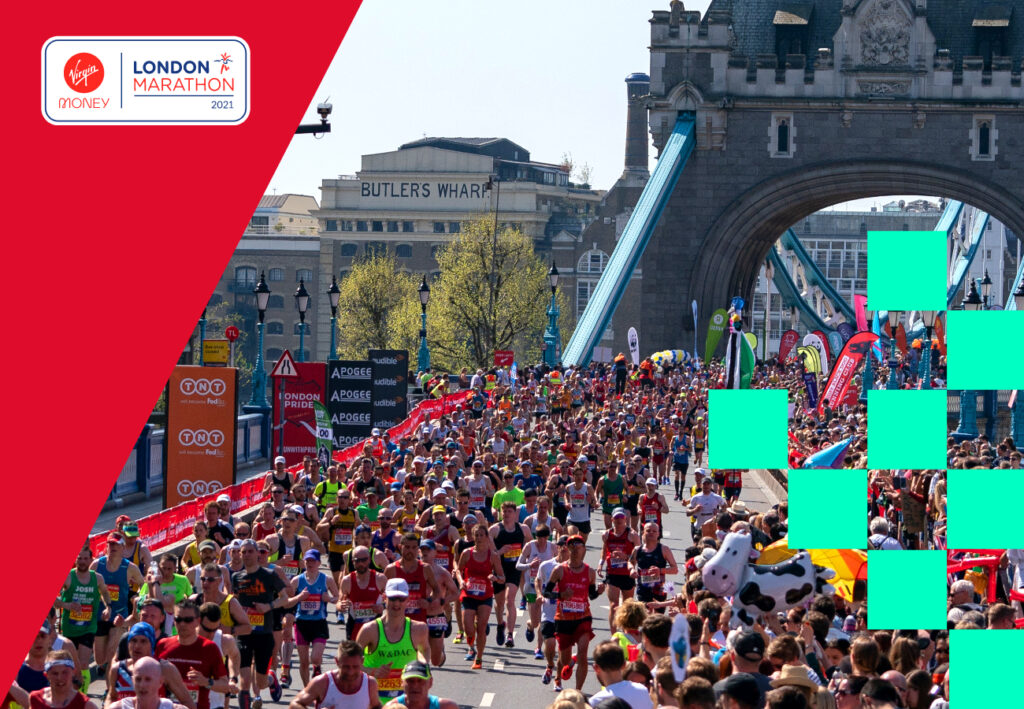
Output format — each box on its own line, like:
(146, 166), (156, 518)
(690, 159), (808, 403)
(57, 546), (112, 673)
(534, 535), (569, 685)
(115, 519), (154, 574)
(514, 524), (556, 660)
(290, 549), (338, 685)
(31, 650), (100, 709)
(599, 508), (640, 633)
(263, 457), (293, 501)
(357, 578), (430, 699)
(455, 522), (504, 669)
(417, 540), (457, 667)
(638, 478), (670, 538)
(685, 478), (726, 540)
(543, 535), (604, 692)
(419, 506), (459, 577)
(489, 501), (533, 648)
(287, 640), (381, 709)
(106, 621), (196, 709)
(91, 533), (145, 671)
(384, 533), (440, 625)
(380, 660), (458, 709)
(180, 523), (217, 573)
(629, 522), (678, 609)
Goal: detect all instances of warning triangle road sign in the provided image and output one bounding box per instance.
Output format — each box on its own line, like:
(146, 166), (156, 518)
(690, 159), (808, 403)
(270, 349), (299, 378)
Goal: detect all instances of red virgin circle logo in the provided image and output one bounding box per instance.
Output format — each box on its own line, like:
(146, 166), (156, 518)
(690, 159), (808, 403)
(64, 53), (104, 93)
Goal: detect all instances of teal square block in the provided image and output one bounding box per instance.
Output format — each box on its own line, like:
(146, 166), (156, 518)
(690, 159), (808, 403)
(867, 230), (946, 312)
(867, 550), (947, 629)
(788, 469), (866, 549)
(946, 310), (1024, 389)
(951, 630), (1022, 706)
(708, 389), (787, 469)
(867, 390), (947, 469)
(947, 470), (1024, 548)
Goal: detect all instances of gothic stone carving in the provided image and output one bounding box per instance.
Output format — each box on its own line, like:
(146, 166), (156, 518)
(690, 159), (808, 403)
(860, 0), (911, 66)
(857, 80), (911, 96)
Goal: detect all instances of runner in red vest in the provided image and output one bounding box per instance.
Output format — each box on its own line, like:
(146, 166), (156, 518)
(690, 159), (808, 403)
(456, 525), (504, 670)
(384, 534), (440, 624)
(598, 508), (640, 634)
(638, 478), (669, 538)
(338, 547), (386, 641)
(543, 535), (604, 692)
(30, 651), (99, 709)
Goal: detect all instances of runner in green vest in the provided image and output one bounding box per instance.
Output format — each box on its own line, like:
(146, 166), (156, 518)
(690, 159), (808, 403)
(356, 578), (430, 699)
(314, 466), (343, 514)
(58, 547), (112, 672)
(595, 466), (627, 529)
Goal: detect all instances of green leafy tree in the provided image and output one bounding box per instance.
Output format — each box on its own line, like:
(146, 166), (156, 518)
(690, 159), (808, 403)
(428, 217), (571, 370)
(335, 251), (421, 359)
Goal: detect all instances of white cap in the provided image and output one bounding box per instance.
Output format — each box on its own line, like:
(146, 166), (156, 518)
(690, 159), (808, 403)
(413, 456), (426, 464)
(441, 480), (456, 490)
(274, 456), (286, 465)
(216, 494), (231, 503)
(645, 477), (658, 486)
(432, 488), (447, 498)
(289, 505), (305, 515)
(385, 578), (410, 598)
(371, 428), (381, 436)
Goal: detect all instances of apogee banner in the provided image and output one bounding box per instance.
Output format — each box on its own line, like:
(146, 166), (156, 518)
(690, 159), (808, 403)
(165, 365), (238, 508)
(328, 360), (374, 448)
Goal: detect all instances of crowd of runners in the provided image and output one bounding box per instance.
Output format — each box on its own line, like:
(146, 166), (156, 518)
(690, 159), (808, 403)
(12, 355), (981, 709)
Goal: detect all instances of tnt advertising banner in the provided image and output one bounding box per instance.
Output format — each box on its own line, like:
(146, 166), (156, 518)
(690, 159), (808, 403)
(369, 349), (409, 431)
(165, 365), (238, 508)
(328, 360), (374, 448)
(272, 361), (326, 464)
(817, 331), (879, 414)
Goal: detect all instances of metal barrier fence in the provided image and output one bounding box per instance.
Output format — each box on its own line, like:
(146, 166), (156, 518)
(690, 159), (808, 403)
(110, 412), (268, 500)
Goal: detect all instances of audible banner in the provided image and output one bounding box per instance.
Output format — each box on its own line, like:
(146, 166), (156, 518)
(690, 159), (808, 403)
(273, 361), (326, 465)
(165, 365), (238, 508)
(328, 360), (374, 448)
(369, 349), (409, 431)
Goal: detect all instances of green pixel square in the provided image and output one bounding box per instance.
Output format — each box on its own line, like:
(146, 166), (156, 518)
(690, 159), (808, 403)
(867, 550), (947, 629)
(708, 389), (787, 468)
(788, 469), (866, 549)
(951, 630), (1021, 706)
(867, 390), (947, 469)
(946, 310), (1024, 389)
(947, 470), (1024, 548)
(867, 231), (946, 311)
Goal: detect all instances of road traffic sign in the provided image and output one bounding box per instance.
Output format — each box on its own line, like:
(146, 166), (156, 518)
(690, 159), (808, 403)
(225, 325), (240, 342)
(270, 350), (299, 378)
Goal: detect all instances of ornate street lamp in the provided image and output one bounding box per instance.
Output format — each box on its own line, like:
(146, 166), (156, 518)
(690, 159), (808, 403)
(543, 262), (561, 367)
(418, 275), (431, 372)
(294, 280), (310, 362)
(248, 272), (271, 408)
(980, 270), (992, 309)
(962, 279), (983, 311)
(327, 276), (341, 360)
(886, 310), (901, 390)
(919, 310), (937, 389)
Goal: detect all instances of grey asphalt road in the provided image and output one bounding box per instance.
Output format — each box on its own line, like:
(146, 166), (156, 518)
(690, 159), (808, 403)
(88, 469), (781, 709)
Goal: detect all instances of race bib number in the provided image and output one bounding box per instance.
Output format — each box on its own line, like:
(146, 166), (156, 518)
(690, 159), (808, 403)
(435, 556), (449, 569)
(378, 675), (402, 692)
(108, 585), (120, 602)
(606, 494), (620, 505)
(641, 570), (662, 586)
(351, 606), (377, 620)
(503, 545), (522, 560)
(466, 579), (488, 597)
(470, 495), (485, 507)
(426, 616), (447, 629)
(68, 605), (93, 623)
(369, 520), (380, 532)
(644, 511), (659, 524)
(299, 594), (322, 612)
(280, 562), (300, 578)
(571, 494), (585, 508)
(246, 610), (265, 627)
(609, 557), (627, 569)
(560, 600), (585, 614)
(334, 529), (353, 546)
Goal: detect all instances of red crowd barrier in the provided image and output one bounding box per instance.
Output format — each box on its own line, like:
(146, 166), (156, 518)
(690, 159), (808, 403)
(88, 389), (473, 558)
(947, 549), (1005, 605)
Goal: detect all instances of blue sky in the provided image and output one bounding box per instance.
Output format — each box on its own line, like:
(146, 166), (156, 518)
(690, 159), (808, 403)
(268, 0), (926, 211)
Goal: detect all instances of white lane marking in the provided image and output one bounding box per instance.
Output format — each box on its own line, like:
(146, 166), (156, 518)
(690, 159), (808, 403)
(481, 693), (495, 707)
(493, 658), (505, 671)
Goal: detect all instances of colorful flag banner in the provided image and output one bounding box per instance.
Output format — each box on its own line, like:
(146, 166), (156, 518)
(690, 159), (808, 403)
(778, 329), (800, 360)
(817, 331), (879, 414)
(705, 308), (728, 361)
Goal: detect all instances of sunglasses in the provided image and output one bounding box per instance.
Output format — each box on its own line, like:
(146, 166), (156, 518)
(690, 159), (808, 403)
(175, 616), (198, 623)
(272, 490), (285, 494)
(201, 577), (219, 583)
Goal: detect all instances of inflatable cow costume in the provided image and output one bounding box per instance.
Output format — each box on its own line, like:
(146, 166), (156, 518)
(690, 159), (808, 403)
(701, 532), (837, 628)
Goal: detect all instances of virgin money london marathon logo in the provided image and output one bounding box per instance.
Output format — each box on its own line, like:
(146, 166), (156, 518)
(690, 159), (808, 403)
(64, 53), (104, 92)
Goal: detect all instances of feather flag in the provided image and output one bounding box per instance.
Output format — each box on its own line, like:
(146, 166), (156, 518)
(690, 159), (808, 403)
(871, 311), (885, 363)
(740, 329), (755, 389)
(796, 345), (822, 374)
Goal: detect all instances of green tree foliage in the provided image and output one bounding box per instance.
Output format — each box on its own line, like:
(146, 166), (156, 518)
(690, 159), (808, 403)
(335, 251), (421, 359)
(428, 217), (571, 370)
